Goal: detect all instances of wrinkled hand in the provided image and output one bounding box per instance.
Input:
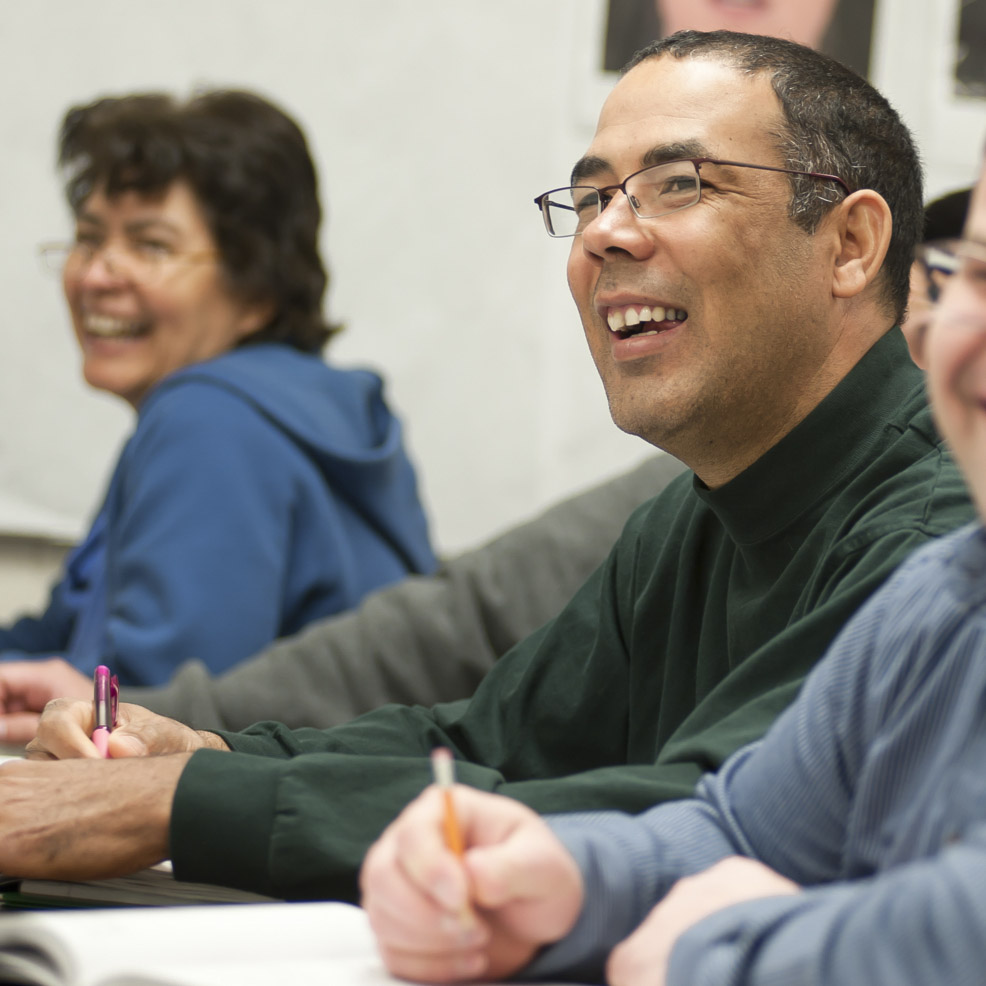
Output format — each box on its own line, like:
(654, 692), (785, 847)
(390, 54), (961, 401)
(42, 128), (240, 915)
(0, 754), (189, 880)
(26, 698), (228, 761)
(0, 658), (92, 745)
(361, 785), (583, 983)
(607, 856), (801, 986)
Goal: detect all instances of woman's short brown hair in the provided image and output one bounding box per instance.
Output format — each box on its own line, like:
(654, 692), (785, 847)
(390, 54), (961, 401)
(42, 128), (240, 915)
(59, 89), (341, 352)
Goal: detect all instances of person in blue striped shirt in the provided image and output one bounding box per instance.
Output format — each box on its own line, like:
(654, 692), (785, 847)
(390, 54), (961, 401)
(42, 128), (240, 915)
(361, 153), (986, 985)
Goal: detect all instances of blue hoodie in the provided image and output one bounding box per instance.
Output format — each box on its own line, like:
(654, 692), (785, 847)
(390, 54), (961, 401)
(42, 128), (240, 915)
(0, 343), (436, 685)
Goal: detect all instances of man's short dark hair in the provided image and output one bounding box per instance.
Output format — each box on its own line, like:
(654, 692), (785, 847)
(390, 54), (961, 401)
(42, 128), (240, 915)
(58, 89), (340, 352)
(624, 30), (922, 325)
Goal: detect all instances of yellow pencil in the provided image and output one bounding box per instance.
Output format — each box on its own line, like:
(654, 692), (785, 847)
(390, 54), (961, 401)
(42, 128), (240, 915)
(430, 747), (464, 857)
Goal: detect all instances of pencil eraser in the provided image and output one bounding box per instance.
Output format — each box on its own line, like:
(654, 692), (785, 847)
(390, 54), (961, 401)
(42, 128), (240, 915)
(430, 747), (455, 788)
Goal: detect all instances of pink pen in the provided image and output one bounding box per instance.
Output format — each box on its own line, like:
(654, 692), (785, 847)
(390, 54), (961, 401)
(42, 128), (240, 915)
(91, 665), (119, 758)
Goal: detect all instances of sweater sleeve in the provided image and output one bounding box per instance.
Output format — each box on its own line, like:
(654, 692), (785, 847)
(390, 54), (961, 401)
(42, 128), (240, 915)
(122, 455), (685, 729)
(167, 489), (963, 902)
(170, 503), (670, 900)
(102, 382), (314, 686)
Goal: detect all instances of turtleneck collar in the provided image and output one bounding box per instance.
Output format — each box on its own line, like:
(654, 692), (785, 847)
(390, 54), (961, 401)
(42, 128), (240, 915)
(692, 330), (928, 545)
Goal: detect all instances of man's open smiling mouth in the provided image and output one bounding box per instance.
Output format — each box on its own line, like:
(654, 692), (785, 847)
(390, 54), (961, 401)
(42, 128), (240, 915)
(604, 303), (688, 339)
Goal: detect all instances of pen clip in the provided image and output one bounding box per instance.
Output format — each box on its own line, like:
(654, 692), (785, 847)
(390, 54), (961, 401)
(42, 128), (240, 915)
(110, 673), (119, 729)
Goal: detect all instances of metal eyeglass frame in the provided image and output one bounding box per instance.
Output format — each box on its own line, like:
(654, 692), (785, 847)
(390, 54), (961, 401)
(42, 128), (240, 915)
(533, 157), (852, 237)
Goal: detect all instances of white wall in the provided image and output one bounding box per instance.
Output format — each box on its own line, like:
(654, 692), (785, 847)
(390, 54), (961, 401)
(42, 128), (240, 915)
(0, 0), (651, 566)
(0, 0), (982, 612)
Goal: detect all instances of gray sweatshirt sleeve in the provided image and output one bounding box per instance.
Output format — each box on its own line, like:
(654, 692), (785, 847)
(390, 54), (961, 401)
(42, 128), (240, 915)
(121, 455), (685, 731)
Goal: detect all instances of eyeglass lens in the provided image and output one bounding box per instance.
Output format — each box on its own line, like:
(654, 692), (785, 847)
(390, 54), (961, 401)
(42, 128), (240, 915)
(40, 240), (211, 282)
(41, 242), (132, 276)
(543, 161), (702, 237)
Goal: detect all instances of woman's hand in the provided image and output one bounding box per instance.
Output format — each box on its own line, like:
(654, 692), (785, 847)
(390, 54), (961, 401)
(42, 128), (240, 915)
(0, 658), (93, 745)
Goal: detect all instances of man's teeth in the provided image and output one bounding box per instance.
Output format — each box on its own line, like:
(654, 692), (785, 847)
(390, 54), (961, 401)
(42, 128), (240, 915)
(606, 306), (686, 333)
(84, 314), (143, 338)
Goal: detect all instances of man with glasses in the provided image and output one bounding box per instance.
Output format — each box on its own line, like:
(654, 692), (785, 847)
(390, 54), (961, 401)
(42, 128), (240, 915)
(362, 145), (986, 986)
(1, 31), (974, 902)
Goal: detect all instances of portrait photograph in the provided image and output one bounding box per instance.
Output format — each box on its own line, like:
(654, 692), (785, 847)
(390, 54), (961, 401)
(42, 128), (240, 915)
(603, 0), (877, 78)
(955, 0), (986, 99)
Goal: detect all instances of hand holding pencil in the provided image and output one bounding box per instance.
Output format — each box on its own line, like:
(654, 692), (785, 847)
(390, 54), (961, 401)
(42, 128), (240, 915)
(360, 748), (584, 983)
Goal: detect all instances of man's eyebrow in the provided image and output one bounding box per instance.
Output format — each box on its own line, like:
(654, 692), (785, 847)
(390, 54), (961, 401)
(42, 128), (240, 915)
(569, 141), (710, 185)
(642, 141), (708, 168)
(570, 155), (609, 185)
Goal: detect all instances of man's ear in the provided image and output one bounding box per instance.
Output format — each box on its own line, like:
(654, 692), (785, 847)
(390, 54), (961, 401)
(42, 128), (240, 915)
(829, 189), (893, 300)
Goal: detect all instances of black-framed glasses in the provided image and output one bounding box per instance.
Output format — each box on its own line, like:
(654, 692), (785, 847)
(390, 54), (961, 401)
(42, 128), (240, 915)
(533, 157), (851, 238)
(914, 238), (986, 304)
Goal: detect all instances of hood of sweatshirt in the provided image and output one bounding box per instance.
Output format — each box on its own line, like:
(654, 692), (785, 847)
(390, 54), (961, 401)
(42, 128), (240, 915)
(148, 342), (435, 575)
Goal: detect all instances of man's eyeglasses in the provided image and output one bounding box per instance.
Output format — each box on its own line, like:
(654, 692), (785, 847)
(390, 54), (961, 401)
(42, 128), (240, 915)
(913, 239), (986, 304)
(533, 158), (851, 238)
(38, 240), (216, 282)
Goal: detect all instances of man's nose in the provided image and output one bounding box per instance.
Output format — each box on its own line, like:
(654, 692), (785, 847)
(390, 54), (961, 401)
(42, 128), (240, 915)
(580, 191), (653, 260)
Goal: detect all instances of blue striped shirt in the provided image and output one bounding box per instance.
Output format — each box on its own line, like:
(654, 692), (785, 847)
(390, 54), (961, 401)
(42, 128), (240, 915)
(533, 522), (986, 985)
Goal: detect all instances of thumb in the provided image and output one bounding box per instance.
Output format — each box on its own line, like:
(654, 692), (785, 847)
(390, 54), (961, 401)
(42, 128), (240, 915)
(466, 827), (583, 943)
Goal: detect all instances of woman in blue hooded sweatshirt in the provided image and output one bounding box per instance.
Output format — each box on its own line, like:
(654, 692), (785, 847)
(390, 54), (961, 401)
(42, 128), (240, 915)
(2, 89), (435, 687)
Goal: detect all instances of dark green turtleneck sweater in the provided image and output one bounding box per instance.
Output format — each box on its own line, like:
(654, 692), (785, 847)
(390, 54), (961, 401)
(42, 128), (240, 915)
(170, 330), (974, 901)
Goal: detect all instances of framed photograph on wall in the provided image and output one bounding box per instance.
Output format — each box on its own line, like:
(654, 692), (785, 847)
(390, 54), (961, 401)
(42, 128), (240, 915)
(955, 0), (986, 99)
(601, 0), (877, 78)
(571, 0), (882, 136)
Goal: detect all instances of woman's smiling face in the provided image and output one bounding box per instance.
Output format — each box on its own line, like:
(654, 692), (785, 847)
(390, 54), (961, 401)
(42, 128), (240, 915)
(63, 180), (270, 408)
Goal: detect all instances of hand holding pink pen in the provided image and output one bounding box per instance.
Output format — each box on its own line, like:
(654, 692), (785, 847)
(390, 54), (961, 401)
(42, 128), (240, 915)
(91, 665), (119, 757)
